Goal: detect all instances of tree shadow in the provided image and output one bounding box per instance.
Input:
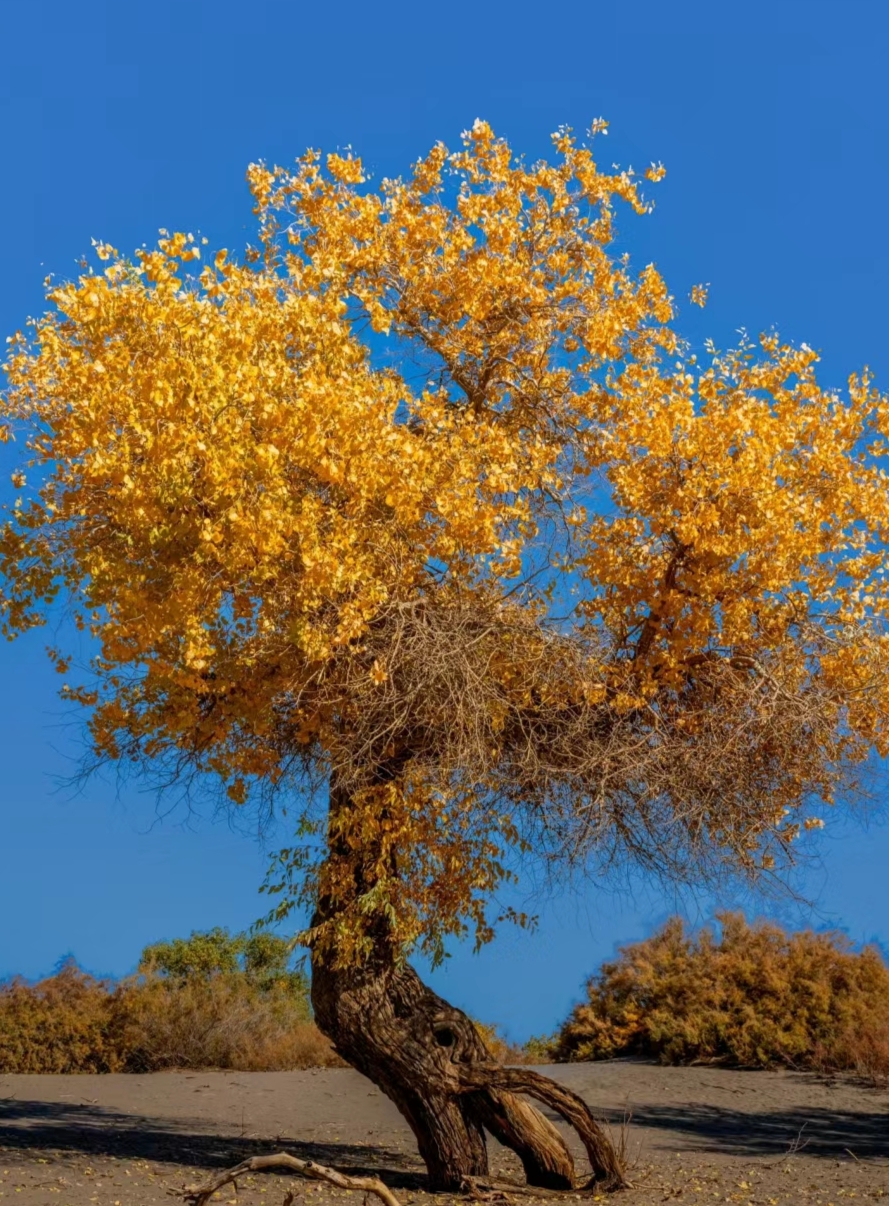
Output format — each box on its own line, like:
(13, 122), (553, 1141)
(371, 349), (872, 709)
(2, 1093), (886, 1183)
(0, 1098), (428, 1189)
(597, 1101), (889, 1161)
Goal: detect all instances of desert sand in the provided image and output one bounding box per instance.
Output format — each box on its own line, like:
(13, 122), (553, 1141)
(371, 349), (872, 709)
(0, 1062), (886, 1205)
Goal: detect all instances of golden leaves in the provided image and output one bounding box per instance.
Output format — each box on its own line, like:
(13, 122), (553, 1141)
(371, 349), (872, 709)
(690, 282), (708, 306)
(369, 660), (388, 686)
(3, 121), (889, 960)
(268, 775), (522, 967)
(326, 152), (364, 185)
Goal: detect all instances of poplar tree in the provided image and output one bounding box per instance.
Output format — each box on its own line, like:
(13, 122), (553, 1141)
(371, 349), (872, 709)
(4, 121), (888, 1191)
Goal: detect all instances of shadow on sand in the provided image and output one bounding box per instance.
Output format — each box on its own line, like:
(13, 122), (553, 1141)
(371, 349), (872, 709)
(594, 1100), (889, 1162)
(0, 1097), (428, 1188)
(0, 1093), (886, 1184)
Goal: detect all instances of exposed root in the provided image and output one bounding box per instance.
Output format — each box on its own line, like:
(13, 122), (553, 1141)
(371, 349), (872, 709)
(458, 1179), (582, 1200)
(173, 1152), (403, 1206)
(457, 1066), (628, 1191)
(460, 1175), (517, 1203)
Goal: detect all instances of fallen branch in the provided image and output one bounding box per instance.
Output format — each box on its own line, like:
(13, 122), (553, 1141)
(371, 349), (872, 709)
(173, 1152), (403, 1206)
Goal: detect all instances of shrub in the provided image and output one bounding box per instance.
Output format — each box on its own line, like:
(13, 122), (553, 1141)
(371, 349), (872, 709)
(112, 973), (340, 1071)
(472, 1019), (541, 1065)
(138, 927), (311, 997)
(0, 961), (124, 1073)
(523, 1033), (558, 1063)
(553, 913), (889, 1080)
(0, 930), (342, 1073)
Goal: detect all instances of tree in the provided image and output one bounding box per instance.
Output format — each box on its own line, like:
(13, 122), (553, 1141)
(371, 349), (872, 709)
(2, 119), (889, 1192)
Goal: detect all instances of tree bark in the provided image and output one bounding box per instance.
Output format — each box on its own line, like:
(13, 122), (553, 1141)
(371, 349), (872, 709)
(309, 780), (625, 1193)
(311, 951), (585, 1191)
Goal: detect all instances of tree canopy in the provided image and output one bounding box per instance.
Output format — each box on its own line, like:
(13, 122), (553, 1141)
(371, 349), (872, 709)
(3, 120), (889, 968)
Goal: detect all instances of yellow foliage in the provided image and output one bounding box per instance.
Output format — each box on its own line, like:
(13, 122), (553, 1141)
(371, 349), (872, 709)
(3, 120), (889, 964)
(553, 914), (889, 1079)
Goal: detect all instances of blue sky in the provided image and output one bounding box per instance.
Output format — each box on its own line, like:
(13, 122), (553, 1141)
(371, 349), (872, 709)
(1, 0), (888, 1040)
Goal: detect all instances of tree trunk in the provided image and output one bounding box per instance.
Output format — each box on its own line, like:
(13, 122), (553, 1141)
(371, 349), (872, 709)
(311, 950), (582, 1190)
(309, 781), (625, 1193)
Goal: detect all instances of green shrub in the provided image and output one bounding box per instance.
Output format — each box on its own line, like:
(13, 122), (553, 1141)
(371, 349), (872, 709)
(553, 913), (889, 1079)
(523, 1034), (557, 1063)
(139, 926), (310, 998)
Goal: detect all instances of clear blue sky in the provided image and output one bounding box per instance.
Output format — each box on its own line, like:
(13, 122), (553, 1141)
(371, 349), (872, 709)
(1, 0), (888, 1040)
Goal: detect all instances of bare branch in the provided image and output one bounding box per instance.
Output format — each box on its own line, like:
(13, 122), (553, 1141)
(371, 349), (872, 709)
(174, 1152), (403, 1206)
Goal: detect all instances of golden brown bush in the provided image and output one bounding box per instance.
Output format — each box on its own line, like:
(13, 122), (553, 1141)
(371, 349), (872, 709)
(113, 974), (342, 1071)
(471, 1019), (542, 1065)
(0, 962), (124, 1073)
(553, 913), (889, 1079)
(0, 962), (342, 1074)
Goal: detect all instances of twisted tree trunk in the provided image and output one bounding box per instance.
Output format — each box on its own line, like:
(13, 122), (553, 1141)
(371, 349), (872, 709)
(308, 782), (625, 1193)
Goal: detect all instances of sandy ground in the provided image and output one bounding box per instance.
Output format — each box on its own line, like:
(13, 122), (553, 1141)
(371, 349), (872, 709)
(0, 1062), (886, 1206)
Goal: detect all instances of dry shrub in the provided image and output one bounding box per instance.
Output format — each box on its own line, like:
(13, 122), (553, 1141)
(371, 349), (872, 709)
(554, 912), (889, 1081)
(472, 1020), (539, 1065)
(0, 954), (343, 1074)
(0, 962), (124, 1073)
(114, 974), (342, 1071)
(812, 1022), (889, 1086)
(471, 1021), (556, 1065)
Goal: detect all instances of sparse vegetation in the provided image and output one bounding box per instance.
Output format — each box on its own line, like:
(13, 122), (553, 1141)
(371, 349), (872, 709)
(0, 929), (342, 1073)
(0, 929), (546, 1074)
(553, 912), (889, 1081)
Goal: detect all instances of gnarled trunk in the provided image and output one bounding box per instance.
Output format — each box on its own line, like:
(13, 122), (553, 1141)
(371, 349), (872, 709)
(311, 949), (581, 1190)
(310, 781), (625, 1193)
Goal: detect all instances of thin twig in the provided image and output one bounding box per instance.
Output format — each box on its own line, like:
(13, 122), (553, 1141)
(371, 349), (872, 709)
(761, 1124), (810, 1168)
